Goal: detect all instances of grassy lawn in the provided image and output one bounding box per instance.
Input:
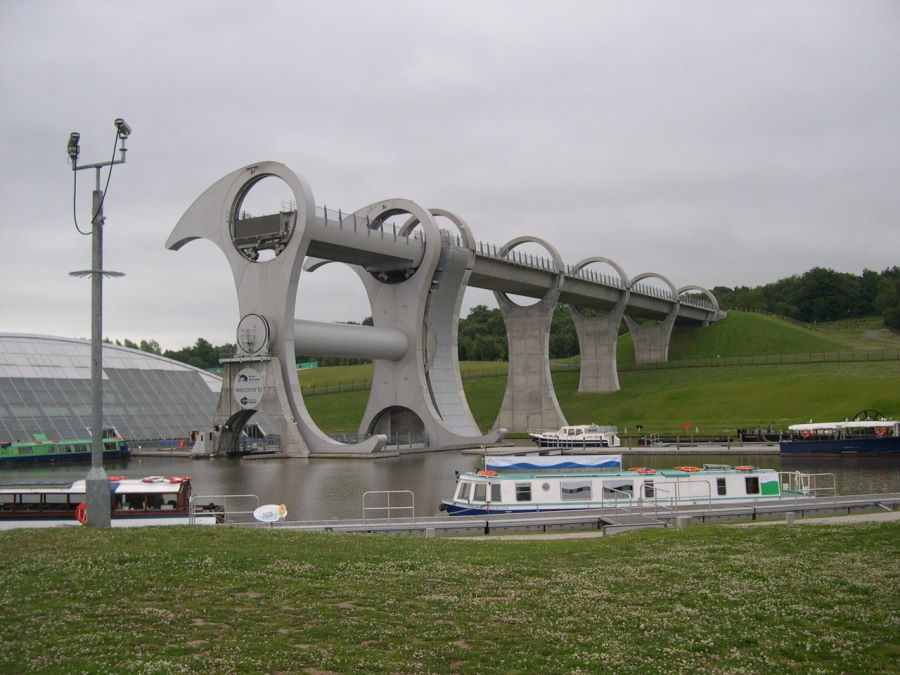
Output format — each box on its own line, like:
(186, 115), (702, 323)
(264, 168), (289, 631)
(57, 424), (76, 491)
(1, 523), (896, 673)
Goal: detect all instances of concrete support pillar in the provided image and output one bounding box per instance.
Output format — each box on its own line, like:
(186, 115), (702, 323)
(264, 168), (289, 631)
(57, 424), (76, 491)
(493, 237), (567, 434)
(571, 312), (624, 392)
(623, 315), (677, 364)
(624, 272), (680, 365)
(569, 257), (630, 393)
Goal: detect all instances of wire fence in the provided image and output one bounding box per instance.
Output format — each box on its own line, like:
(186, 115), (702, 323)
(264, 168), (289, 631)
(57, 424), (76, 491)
(619, 348), (900, 372)
(298, 349), (898, 396)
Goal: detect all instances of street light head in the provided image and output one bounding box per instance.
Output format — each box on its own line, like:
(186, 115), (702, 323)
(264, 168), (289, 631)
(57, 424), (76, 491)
(67, 132), (80, 161)
(114, 118), (132, 139)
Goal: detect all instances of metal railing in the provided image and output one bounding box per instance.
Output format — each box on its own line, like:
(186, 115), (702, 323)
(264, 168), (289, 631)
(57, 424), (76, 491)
(362, 490), (415, 521)
(189, 493), (260, 525)
(779, 472), (837, 500)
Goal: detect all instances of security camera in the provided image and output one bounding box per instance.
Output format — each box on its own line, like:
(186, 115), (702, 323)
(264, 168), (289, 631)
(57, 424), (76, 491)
(67, 132), (80, 160)
(114, 118), (132, 139)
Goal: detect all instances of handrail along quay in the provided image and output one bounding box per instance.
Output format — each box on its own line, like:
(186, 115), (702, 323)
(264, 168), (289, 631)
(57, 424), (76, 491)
(196, 492), (900, 536)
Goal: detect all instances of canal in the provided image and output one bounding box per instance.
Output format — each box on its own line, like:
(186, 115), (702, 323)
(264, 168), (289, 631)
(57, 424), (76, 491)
(1, 450), (898, 521)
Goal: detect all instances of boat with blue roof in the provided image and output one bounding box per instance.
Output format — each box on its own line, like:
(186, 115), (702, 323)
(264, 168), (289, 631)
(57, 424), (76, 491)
(440, 454), (830, 515)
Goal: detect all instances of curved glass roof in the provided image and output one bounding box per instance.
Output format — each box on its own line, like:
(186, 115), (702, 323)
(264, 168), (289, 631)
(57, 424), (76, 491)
(0, 334), (221, 442)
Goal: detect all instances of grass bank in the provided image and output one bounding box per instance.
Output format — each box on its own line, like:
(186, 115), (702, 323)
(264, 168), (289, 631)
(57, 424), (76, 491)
(1, 523), (896, 673)
(296, 312), (900, 435)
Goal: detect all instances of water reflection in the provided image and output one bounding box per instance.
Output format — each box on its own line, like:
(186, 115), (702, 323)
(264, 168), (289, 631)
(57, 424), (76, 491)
(0, 451), (896, 521)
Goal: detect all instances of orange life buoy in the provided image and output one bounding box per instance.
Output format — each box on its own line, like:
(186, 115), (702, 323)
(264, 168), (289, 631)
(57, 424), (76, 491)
(141, 476), (166, 483)
(477, 470), (499, 477)
(75, 502), (87, 524)
(674, 466), (700, 472)
(875, 427), (889, 437)
(735, 466), (755, 471)
(628, 467), (656, 474)
(108, 476), (127, 481)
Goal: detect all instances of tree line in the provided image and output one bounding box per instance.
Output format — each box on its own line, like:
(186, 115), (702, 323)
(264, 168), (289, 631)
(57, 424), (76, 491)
(712, 266), (900, 328)
(111, 265), (899, 369)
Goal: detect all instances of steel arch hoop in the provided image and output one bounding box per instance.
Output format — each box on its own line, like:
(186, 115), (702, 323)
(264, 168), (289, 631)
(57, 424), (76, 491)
(494, 236), (565, 308)
(677, 284), (720, 313)
(569, 256), (631, 319)
(627, 272), (680, 321)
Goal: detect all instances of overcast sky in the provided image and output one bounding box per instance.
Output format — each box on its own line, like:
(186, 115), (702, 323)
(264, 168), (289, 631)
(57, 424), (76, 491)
(1, 0), (898, 351)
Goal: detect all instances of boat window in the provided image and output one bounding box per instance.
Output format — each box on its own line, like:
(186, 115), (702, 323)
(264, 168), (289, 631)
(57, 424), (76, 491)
(717, 478), (727, 496)
(561, 481), (592, 501)
(602, 481), (633, 499)
(644, 481), (655, 498)
(17, 446), (32, 455)
(456, 482), (471, 501)
(490, 483), (501, 502)
(515, 483), (532, 502)
(472, 483), (487, 503)
(745, 476), (760, 495)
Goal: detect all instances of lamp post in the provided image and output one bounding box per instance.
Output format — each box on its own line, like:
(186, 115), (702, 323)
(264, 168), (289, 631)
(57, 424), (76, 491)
(67, 119), (131, 527)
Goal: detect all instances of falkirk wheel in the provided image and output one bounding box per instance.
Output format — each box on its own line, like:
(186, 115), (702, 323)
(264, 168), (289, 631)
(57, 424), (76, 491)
(167, 162), (722, 456)
(166, 162), (505, 457)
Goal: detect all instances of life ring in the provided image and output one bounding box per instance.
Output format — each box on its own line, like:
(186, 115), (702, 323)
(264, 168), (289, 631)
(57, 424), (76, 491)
(735, 466), (755, 472)
(166, 476), (190, 483)
(674, 466), (700, 472)
(628, 467), (656, 474)
(75, 502), (87, 524)
(875, 427), (889, 437)
(477, 470), (499, 477)
(800, 430), (817, 439)
(141, 476), (166, 483)
(108, 476), (127, 481)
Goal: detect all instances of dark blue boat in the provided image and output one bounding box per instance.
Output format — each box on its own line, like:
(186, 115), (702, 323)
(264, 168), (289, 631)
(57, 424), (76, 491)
(779, 411), (899, 456)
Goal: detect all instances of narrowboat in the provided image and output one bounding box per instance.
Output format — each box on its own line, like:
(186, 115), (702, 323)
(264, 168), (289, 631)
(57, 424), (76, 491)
(529, 424), (621, 449)
(440, 455), (830, 515)
(0, 433), (129, 464)
(0, 476), (217, 527)
(779, 415), (900, 456)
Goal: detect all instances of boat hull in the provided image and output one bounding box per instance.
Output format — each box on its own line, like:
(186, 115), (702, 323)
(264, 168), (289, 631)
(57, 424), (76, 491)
(779, 436), (900, 456)
(0, 448), (130, 464)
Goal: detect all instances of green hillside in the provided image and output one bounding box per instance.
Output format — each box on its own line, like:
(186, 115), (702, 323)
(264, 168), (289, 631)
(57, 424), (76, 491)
(616, 311), (853, 367)
(300, 312), (900, 436)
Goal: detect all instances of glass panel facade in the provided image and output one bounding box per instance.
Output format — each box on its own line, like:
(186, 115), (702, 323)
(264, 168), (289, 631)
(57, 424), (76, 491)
(0, 335), (221, 442)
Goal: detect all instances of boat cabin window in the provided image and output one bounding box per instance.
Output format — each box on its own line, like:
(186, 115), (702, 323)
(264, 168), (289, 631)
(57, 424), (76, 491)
(490, 483), (501, 502)
(643, 481), (654, 498)
(602, 480), (633, 499)
(472, 483), (487, 503)
(745, 476), (760, 495)
(515, 483), (532, 502)
(717, 478), (727, 496)
(456, 482), (471, 501)
(561, 481), (592, 501)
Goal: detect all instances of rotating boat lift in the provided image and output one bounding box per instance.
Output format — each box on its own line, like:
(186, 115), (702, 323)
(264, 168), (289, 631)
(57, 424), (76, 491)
(167, 162), (722, 456)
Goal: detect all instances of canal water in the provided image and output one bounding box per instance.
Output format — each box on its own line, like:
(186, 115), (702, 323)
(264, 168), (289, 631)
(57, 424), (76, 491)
(1, 451), (898, 521)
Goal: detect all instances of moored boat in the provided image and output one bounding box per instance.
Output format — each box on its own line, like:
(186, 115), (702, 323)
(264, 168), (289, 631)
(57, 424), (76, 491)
(529, 424), (621, 448)
(0, 476), (218, 527)
(0, 433), (129, 464)
(440, 454), (833, 515)
(779, 410), (900, 456)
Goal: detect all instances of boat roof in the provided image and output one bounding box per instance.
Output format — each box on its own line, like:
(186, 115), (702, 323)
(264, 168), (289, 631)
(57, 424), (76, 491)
(789, 420), (897, 431)
(465, 466), (775, 479)
(486, 455), (621, 470)
(0, 477), (190, 495)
